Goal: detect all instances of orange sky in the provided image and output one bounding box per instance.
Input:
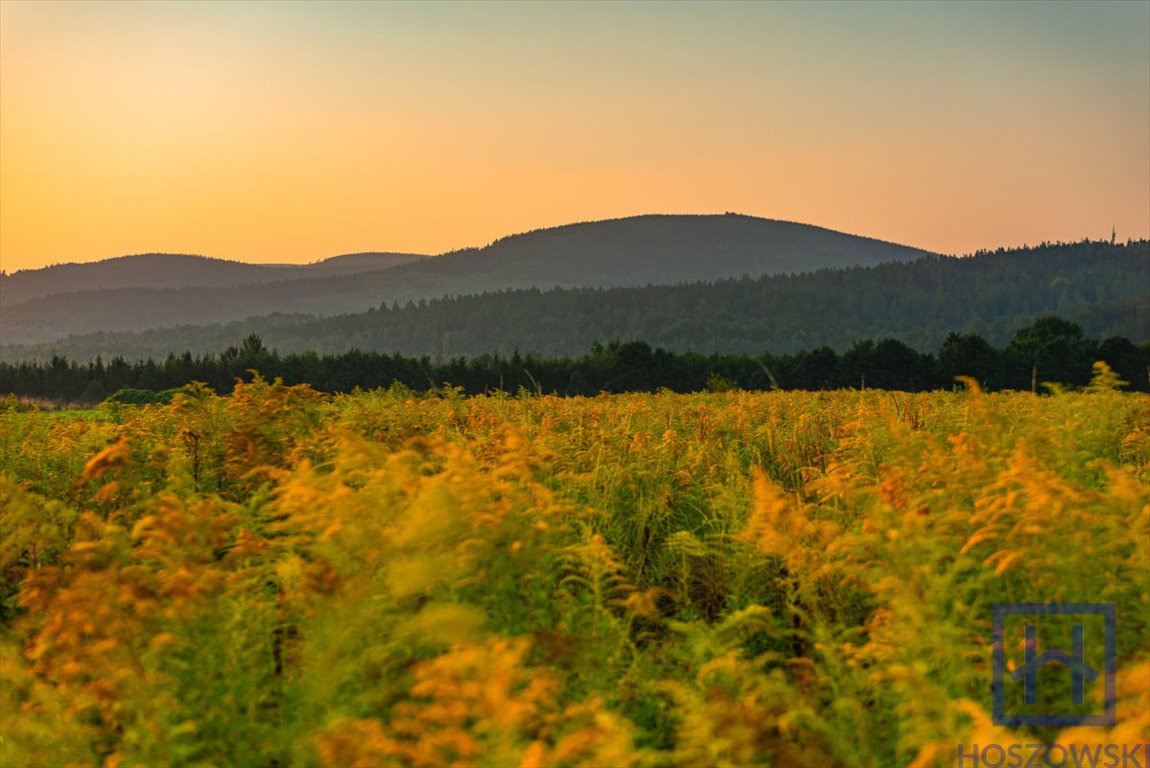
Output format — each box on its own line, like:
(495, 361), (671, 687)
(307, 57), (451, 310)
(1, 1), (1148, 272)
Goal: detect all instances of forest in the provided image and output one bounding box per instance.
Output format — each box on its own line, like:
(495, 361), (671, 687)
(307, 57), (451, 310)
(3, 239), (1145, 363)
(1, 316), (1146, 405)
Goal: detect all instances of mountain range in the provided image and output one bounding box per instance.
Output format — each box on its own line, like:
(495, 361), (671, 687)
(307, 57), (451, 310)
(3, 240), (1145, 364)
(2, 214), (1145, 365)
(0, 214), (933, 345)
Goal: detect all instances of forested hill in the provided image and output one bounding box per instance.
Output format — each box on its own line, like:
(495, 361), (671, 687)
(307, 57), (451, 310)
(0, 252), (426, 307)
(0, 215), (931, 344)
(402, 214), (935, 286)
(3, 240), (1145, 364)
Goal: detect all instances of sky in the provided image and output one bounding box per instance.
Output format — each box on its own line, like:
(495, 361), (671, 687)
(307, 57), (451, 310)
(1, 0), (1148, 272)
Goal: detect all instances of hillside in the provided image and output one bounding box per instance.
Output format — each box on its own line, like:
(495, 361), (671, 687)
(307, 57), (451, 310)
(401, 214), (936, 285)
(307, 252), (428, 273)
(4, 240), (1144, 363)
(0, 252), (425, 308)
(0, 215), (932, 344)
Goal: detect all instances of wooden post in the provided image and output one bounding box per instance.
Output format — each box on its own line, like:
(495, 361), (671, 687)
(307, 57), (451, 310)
(757, 360), (781, 391)
(523, 368), (542, 397)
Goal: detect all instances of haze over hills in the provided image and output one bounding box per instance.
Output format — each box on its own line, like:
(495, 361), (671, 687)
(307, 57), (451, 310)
(310, 252), (429, 273)
(0, 215), (934, 345)
(0, 251), (426, 307)
(4, 240), (1144, 364)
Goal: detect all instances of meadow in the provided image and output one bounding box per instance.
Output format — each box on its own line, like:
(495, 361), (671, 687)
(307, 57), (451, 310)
(1, 372), (1147, 767)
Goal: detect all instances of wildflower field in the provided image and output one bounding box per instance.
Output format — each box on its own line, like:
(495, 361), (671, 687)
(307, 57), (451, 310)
(1, 376), (1147, 767)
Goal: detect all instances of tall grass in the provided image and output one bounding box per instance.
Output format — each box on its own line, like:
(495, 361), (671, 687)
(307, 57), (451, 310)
(1, 375), (1146, 766)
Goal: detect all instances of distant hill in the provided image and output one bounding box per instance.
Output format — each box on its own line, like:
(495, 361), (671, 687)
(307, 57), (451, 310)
(0, 251), (425, 307)
(304, 252), (429, 274)
(4, 240), (1144, 364)
(398, 214), (936, 286)
(0, 215), (932, 344)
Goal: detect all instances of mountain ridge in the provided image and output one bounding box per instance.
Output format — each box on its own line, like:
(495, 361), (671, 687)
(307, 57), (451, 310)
(3, 240), (1143, 364)
(0, 251), (427, 306)
(0, 214), (936, 345)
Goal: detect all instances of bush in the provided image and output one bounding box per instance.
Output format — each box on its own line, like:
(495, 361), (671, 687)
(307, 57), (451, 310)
(105, 388), (161, 405)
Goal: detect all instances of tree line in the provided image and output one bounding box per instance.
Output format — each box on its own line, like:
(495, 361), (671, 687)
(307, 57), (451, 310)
(0, 316), (1145, 404)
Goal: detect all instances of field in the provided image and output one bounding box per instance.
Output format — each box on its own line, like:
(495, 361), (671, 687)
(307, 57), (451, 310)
(1, 377), (1147, 767)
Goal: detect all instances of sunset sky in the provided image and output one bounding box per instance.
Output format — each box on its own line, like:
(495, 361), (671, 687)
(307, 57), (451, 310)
(1, 0), (1147, 272)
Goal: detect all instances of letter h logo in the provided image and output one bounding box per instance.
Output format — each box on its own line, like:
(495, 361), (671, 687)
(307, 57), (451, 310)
(992, 603), (1116, 727)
